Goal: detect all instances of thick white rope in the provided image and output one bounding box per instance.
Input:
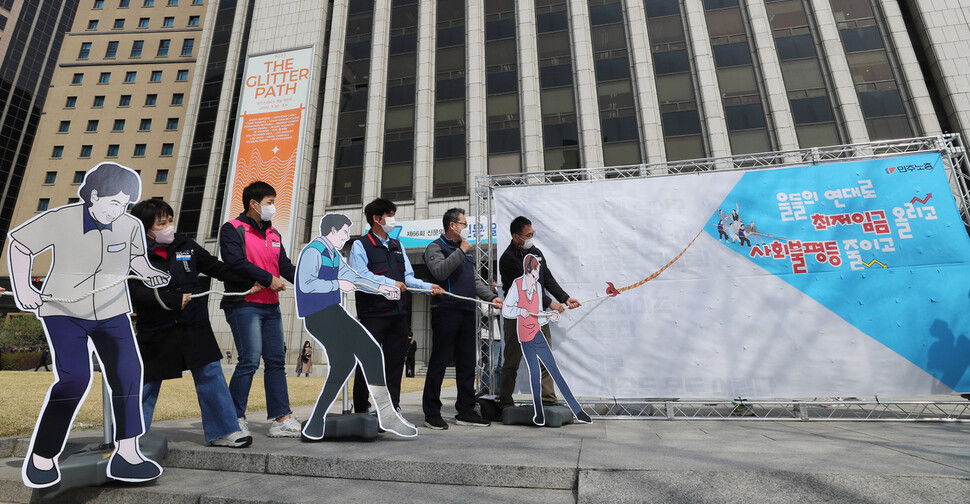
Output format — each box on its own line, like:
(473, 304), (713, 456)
(0, 275), (250, 304)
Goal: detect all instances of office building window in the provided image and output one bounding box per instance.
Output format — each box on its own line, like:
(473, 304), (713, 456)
(155, 170), (169, 183)
(145, 94), (157, 105)
(124, 71), (136, 83)
(65, 96), (77, 108)
(86, 120), (99, 132)
(80, 145), (93, 158)
(74, 171), (85, 183)
(52, 146), (64, 158)
(105, 40), (119, 58)
(98, 72), (110, 84)
(58, 121), (70, 133)
(188, 15), (199, 26)
(131, 40), (144, 57)
(107, 144), (120, 157)
(94, 0), (104, 8)
(72, 73), (84, 84)
(113, 19), (124, 29)
(138, 17), (149, 28)
(180, 39), (194, 56)
(44, 172), (57, 184)
(120, 0), (130, 6)
(78, 42), (91, 60)
(144, 0), (154, 6)
(163, 16), (174, 27)
(87, 20), (99, 30)
(166, 118), (179, 130)
(157, 39), (170, 57)
(37, 199), (50, 212)
(150, 70), (163, 82)
(171, 93), (184, 105)
(176, 69), (188, 81)
(140, 119), (152, 130)
(168, 0), (178, 5)
(113, 119), (125, 131)
(93, 95), (105, 107)
(134, 144), (147, 156)
(119, 94), (131, 106)
(161, 143), (174, 156)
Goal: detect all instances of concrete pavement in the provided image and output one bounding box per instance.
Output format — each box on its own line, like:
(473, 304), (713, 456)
(1, 387), (969, 503)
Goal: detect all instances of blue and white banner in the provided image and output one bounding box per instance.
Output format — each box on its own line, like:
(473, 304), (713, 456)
(494, 153), (970, 398)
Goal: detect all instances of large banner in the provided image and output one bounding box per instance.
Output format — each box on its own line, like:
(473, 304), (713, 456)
(494, 153), (970, 398)
(224, 47), (314, 246)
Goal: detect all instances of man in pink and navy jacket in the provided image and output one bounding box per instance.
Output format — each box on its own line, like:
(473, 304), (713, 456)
(219, 181), (300, 439)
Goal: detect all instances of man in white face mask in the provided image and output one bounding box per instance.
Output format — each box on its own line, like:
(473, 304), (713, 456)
(349, 198), (443, 415)
(421, 208), (503, 429)
(497, 216), (581, 410)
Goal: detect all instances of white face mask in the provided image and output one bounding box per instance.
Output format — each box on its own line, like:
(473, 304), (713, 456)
(381, 216), (396, 234)
(259, 204), (276, 222)
(522, 238), (534, 249)
(459, 225), (470, 241)
(153, 225), (176, 244)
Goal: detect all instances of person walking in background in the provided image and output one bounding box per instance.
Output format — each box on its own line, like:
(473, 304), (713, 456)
(350, 198), (442, 414)
(129, 199), (256, 448)
(33, 347), (50, 372)
(405, 333), (417, 378)
(297, 341), (313, 377)
(219, 181), (301, 438)
(422, 208), (502, 430)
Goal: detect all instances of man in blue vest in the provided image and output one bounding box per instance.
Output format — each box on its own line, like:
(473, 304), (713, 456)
(422, 208), (502, 429)
(295, 213), (416, 439)
(349, 198), (442, 414)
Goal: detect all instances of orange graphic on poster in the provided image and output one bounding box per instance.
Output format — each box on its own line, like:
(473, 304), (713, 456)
(228, 106), (303, 240)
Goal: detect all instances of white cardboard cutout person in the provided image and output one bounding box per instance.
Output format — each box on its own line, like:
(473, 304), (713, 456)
(7, 162), (169, 489)
(294, 213), (417, 439)
(501, 254), (591, 426)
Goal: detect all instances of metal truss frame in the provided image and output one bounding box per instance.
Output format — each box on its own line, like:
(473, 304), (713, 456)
(473, 134), (970, 421)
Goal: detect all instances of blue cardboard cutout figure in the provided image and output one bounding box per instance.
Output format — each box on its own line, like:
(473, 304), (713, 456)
(295, 213), (417, 439)
(7, 163), (169, 488)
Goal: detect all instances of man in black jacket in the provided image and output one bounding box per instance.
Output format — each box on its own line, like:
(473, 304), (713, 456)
(497, 216), (580, 408)
(129, 199), (256, 448)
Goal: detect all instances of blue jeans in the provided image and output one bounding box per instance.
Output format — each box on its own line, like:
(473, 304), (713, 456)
(225, 304), (292, 420)
(520, 334), (582, 416)
(142, 360), (238, 442)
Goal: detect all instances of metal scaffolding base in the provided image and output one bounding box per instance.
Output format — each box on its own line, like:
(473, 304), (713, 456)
(580, 399), (970, 422)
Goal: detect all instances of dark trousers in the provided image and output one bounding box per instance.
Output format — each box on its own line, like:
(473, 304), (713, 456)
(305, 305), (386, 436)
(354, 314), (408, 411)
(422, 309), (476, 417)
(34, 315), (144, 458)
(499, 317), (557, 406)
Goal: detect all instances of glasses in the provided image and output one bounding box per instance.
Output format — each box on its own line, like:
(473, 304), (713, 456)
(516, 231), (535, 239)
(454, 221), (468, 228)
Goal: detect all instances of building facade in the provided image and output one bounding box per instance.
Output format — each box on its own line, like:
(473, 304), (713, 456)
(5, 0), (969, 364)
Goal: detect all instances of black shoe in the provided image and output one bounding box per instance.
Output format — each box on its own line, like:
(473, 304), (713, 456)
(24, 456), (59, 488)
(455, 411), (490, 427)
(423, 415), (449, 430)
(107, 454), (162, 483)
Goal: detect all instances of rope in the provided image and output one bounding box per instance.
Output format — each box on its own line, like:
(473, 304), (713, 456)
(0, 275), (252, 304)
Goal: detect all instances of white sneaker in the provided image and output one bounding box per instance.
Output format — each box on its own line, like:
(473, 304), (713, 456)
(268, 415), (301, 438)
(237, 417), (250, 437)
(210, 430), (253, 448)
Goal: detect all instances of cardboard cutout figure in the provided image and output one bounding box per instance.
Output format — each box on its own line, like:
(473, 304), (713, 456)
(501, 254), (591, 426)
(7, 163), (169, 489)
(295, 214), (417, 439)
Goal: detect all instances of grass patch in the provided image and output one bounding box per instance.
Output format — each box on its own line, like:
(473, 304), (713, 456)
(0, 371), (452, 438)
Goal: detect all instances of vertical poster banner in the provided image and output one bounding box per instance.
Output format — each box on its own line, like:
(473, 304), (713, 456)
(224, 47), (314, 247)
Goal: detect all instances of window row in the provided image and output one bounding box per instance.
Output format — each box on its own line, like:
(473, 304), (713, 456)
(56, 117), (180, 133)
(78, 39), (194, 59)
(50, 143), (175, 158)
(85, 15), (199, 30)
(43, 169), (168, 189)
(94, 0), (203, 9)
(65, 93), (184, 108)
(71, 69), (189, 85)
